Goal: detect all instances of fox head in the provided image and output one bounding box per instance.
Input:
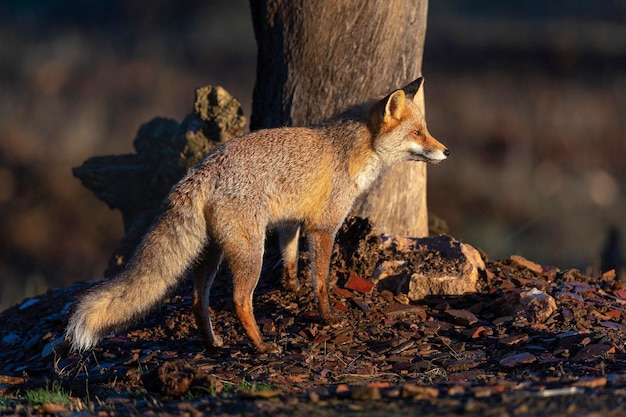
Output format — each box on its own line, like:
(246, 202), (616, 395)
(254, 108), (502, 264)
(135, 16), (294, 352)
(369, 77), (449, 165)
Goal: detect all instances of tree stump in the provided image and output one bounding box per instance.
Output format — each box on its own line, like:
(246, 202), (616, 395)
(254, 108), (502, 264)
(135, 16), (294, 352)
(73, 85), (246, 276)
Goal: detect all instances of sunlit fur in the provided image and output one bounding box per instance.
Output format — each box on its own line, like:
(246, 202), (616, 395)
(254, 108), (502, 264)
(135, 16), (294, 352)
(66, 78), (449, 353)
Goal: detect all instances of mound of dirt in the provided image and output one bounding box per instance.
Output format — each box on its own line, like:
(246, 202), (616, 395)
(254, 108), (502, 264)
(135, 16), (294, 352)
(2, 218), (626, 416)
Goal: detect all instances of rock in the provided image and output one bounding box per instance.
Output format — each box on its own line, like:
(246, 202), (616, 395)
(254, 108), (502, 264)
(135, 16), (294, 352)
(332, 222), (485, 301)
(142, 359), (205, 396)
(376, 235), (484, 301)
(497, 288), (557, 323)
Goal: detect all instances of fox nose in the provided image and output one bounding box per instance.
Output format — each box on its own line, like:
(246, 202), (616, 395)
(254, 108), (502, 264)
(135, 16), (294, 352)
(444, 148), (450, 157)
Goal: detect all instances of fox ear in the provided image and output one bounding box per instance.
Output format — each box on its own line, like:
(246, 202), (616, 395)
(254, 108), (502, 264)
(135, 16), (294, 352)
(384, 90), (406, 121)
(401, 77), (423, 96)
(401, 77), (424, 104)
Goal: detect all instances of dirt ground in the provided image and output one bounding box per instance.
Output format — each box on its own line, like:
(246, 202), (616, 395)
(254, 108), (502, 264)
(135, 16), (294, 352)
(2, 218), (626, 416)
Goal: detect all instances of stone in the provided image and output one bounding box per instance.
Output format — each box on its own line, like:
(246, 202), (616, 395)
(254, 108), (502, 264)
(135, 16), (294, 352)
(332, 220), (485, 301)
(497, 288), (557, 323)
(375, 235), (484, 301)
(143, 359), (203, 396)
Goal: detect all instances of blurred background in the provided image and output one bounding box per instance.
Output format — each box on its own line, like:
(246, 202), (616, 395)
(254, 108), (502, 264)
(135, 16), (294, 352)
(0, 0), (624, 311)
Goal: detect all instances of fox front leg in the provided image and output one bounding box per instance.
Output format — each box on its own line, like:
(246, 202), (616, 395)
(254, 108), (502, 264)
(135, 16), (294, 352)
(307, 228), (340, 324)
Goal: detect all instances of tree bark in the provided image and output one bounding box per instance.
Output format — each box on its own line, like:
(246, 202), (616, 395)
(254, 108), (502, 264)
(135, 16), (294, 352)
(249, 0), (430, 236)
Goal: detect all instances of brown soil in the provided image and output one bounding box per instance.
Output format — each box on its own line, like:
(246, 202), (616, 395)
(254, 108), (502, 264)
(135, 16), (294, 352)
(2, 219), (626, 416)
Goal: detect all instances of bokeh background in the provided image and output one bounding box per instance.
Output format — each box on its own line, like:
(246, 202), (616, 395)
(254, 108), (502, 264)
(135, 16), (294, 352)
(1, 0), (624, 310)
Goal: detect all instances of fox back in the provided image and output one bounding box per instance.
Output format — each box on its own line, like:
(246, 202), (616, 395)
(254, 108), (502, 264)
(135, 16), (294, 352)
(187, 82), (448, 233)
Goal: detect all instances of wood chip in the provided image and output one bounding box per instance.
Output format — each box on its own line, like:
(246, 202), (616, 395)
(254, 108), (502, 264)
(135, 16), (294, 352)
(509, 255), (544, 274)
(573, 377), (607, 388)
(345, 272), (375, 294)
(383, 303), (426, 318)
(445, 309), (479, 326)
(499, 352), (537, 368)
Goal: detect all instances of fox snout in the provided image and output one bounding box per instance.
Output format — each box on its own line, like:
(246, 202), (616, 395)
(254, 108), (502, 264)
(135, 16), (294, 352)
(427, 147), (450, 164)
(425, 138), (450, 164)
(419, 147), (449, 164)
(409, 131), (450, 164)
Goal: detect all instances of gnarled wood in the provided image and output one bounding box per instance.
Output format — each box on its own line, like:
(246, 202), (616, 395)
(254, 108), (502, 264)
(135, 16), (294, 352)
(73, 86), (246, 276)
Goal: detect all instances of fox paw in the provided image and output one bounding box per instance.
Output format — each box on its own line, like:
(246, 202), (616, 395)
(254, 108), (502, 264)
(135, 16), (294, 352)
(257, 342), (282, 354)
(203, 334), (224, 349)
(281, 277), (301, 294)
(321, 312), (341, 326)
(209, 335), (224, 348)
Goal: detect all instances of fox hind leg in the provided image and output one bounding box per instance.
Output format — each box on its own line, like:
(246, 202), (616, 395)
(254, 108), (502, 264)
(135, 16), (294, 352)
(278, 223), (301, 292)
(192, 246), (224, 348)
(225, 234), (281, 354)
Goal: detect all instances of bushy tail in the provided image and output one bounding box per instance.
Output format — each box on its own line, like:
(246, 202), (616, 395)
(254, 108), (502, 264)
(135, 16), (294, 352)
(66, 187), (208, 351)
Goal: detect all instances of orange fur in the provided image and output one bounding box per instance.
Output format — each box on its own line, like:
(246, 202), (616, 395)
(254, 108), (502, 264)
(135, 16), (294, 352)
(66, 77), (449, 354)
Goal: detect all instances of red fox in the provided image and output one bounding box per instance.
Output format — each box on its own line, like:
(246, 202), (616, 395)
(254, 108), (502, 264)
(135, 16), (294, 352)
(66, 78), (449, 353)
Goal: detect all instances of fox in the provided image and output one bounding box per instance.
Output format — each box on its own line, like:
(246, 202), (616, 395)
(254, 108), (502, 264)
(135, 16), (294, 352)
(66, 77), (449, 354)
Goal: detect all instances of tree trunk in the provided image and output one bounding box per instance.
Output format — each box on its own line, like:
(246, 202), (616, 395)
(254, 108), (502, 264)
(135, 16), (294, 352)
(249, 0), (430, 236)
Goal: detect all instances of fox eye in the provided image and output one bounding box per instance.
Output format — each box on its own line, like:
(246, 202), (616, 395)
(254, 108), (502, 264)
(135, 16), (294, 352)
(413, 129), (422, 136)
